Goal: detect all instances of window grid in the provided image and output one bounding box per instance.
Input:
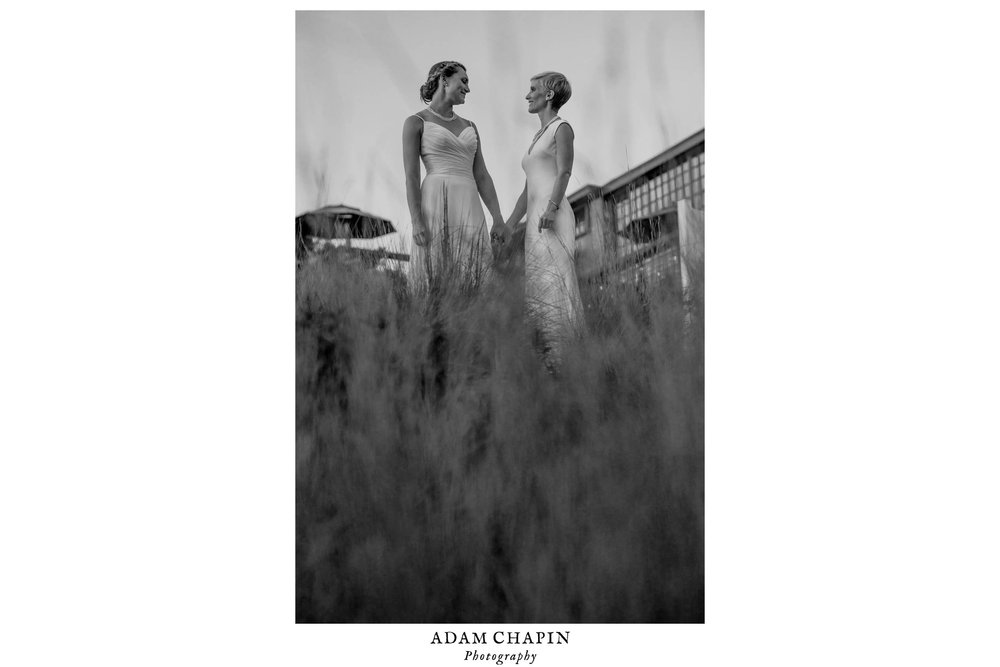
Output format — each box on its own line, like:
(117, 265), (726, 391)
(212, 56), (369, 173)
(604, 143), (704, 256)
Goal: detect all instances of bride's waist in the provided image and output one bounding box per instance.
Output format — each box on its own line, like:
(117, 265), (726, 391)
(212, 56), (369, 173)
(424, 170), (476, 182)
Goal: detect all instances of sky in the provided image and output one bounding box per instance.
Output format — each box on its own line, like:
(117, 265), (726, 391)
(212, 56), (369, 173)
(296, 11), (704, 252)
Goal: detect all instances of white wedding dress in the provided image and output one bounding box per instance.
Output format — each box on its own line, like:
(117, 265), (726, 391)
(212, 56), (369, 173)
(521, 119), (585, 357)
(409, 116), (490, 285)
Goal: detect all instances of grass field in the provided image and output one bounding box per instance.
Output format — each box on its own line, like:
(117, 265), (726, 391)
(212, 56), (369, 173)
(295, 241), (704, 622)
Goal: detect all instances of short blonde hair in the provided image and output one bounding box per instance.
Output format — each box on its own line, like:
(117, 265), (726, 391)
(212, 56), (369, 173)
(531, 71), (572, 110)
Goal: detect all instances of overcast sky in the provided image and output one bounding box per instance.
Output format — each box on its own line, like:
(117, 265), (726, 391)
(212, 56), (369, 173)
(296, 11), (704, 251)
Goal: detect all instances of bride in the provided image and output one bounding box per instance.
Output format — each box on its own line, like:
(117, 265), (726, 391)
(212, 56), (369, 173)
(503, 71), (585, 362)
(402, 60), (509, 285)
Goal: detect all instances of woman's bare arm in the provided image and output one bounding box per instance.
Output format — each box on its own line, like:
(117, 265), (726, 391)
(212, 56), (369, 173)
(470, 122), (506, 233)
(538, 123), (575, 231)
(505, 183), (528, 229)
(402, 115), (428, 245)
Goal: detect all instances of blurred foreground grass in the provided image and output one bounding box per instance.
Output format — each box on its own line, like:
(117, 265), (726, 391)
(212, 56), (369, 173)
(296, 250), (703, 622)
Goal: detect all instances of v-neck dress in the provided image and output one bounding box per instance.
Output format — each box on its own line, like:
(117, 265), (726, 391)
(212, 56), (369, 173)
(521, 118), (585, 355)
(410, 116), (489, 285)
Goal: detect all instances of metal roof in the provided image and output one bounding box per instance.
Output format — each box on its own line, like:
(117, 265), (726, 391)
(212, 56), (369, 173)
(601, 129), (704, 195)
(295, 204), (397, 239)
(567, 184), (602, 207)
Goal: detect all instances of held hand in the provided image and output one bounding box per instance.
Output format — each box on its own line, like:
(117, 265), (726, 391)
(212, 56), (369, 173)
(489, 220), (511, 245)
(489, 221), (509, 261)
(412, 220), (430, 247)
(537, 208), (557, 232)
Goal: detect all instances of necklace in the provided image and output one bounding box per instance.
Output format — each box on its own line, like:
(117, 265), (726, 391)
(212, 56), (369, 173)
(426, 105), (456, 122)
(533, 116), (561, 142)
(528, 116), (561, 154)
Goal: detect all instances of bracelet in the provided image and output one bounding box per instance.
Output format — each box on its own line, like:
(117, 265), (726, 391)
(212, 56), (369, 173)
(548, 199), (559, 210)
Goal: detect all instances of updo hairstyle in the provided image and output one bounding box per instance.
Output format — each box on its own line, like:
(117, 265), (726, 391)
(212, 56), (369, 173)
(419, 60), (467, 103)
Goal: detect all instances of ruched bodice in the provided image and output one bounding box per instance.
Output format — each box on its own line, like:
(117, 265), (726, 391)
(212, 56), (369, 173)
(421, 122), (479, 180)
(409, 115), (489, 285)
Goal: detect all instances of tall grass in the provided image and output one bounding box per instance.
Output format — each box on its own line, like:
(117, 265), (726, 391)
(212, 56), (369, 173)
(296, 240), (704, 622)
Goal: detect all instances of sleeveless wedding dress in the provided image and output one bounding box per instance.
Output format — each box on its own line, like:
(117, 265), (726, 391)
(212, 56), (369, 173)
(521, 118), (585, 356)
(409, 116), (490, 284)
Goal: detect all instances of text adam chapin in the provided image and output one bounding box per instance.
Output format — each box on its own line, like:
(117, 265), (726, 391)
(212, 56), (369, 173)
(431, 631), (570, 665)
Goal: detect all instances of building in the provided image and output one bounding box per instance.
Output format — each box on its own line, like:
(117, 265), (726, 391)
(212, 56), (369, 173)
(297, 128), (705, 287)
(569, 129), (704, 291)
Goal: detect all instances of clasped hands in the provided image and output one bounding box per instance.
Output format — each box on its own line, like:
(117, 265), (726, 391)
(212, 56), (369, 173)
(490, 218), (512, 251)
(414, 213), (543, 254)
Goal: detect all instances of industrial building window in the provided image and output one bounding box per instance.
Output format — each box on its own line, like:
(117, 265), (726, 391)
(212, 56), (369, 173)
(696, 152), (704, 209)
(575, 207), (589, 237)
(616, 199), (629, 232)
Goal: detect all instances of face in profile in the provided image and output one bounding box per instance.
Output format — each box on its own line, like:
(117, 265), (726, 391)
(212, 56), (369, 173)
(443, 67), (470, 105)
(525, 79), (547, 113)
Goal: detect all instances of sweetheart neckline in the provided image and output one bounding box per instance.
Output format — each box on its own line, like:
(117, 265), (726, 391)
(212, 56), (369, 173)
(424, 122), (476, 142)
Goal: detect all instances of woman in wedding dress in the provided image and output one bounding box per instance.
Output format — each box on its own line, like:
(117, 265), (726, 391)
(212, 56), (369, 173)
(402, 61), (509, 285)
(503, 71), (585, 362)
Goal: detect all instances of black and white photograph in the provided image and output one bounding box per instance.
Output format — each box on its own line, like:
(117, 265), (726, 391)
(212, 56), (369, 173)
(295, 10), (705, 623)
(5, 2), (1000, 665)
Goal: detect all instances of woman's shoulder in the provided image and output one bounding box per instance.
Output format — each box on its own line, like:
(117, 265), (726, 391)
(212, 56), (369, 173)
(553, 119), (574, 136)
(403, 113), (426, 136)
